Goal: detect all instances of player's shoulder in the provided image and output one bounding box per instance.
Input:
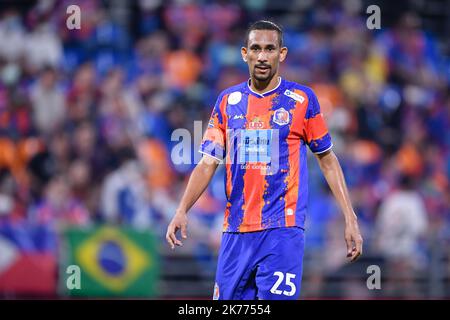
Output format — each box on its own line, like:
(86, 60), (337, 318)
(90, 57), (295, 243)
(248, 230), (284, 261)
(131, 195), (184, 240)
(282, 80), (322, 117)
(217, 82), (247, 100)
(282, 79), (317, 100)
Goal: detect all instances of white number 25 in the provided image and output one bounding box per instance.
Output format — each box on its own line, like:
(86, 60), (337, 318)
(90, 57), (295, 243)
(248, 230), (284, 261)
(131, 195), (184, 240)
(270, 271), (296, 296)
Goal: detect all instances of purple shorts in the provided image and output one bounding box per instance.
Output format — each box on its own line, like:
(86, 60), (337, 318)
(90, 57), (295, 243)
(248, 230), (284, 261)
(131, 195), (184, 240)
(213, 226), (305, 300)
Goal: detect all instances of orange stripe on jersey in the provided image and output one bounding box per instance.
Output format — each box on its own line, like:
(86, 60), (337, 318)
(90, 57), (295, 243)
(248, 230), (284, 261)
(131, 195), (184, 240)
(224, 101), (232, 199)
(245, 95), (273, 129)
(241, 167), (266, 232)
(239, 94), (271, 232)
(304, 113), (329, 143)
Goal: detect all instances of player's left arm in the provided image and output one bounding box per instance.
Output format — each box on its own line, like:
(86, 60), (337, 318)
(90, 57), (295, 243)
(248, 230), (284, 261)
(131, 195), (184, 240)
(314, 149), (363, 262)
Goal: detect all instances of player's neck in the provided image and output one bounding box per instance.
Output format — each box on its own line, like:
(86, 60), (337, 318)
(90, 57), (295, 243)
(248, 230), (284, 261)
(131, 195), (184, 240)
(249, 75), (281, 95)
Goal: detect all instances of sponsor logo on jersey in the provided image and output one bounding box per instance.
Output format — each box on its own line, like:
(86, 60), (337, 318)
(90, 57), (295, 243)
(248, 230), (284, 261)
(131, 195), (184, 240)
(249, 116), (264, 129)
(284, 89), (305, 103)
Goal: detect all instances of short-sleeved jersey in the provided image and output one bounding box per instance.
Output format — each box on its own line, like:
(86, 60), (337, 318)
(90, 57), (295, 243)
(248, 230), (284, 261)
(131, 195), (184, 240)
(199, 78), (332, 233)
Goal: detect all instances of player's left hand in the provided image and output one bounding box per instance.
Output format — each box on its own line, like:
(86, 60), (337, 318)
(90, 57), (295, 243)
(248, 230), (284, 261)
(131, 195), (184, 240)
(344, 220), (363, 262)
(166, 210), (188, 250)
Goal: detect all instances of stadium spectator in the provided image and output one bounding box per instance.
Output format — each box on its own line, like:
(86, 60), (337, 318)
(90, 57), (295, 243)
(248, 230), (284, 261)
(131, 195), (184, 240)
(375, 175), (428, 265)
(100, 147), (156, 229)
(30, 66), (66, 135)
(28, 174), (91, 229)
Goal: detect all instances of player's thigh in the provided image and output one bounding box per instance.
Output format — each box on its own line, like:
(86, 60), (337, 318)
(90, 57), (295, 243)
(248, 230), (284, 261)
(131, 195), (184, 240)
(214, 232), (258, 300)
(215, 268), (258, 300)
(255, 227), (305, 300)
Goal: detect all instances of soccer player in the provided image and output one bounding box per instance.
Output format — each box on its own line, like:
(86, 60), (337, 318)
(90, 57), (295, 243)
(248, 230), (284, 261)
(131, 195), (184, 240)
(166, 20), (363, 300)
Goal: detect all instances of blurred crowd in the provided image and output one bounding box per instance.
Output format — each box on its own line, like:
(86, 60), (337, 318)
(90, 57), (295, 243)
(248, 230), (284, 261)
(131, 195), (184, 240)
(0, 0), (448, 298)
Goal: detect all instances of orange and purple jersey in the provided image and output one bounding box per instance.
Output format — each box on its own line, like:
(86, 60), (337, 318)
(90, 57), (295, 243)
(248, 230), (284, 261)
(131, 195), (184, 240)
(199, 78), (332, 233)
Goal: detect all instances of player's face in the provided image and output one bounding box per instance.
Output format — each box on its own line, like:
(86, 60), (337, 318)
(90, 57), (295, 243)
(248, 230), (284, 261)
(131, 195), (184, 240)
(242, 30), (287, 82)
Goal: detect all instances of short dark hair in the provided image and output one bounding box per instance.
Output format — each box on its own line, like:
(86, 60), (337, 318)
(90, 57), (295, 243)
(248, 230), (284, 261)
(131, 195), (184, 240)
(245, 20), (283, 48)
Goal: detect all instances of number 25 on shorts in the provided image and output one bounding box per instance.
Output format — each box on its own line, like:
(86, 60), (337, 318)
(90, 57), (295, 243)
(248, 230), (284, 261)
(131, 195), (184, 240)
(270, 271), (296, 296)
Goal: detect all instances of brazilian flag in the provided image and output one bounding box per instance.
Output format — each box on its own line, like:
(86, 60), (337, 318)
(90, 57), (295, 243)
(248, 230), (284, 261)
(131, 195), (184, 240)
(62, 226), (159, 297)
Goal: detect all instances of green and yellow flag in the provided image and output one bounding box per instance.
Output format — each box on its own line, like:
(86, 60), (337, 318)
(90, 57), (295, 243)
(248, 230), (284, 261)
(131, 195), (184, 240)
(62, 226), (159, 297)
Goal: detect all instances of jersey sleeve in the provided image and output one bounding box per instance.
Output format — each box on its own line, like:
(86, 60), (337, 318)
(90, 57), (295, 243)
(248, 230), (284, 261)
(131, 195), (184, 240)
(303, 90), (333, 154)
(199, 93), (227, 161)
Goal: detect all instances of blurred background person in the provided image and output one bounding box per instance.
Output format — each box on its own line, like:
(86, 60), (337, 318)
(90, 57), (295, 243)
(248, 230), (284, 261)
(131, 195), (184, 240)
(374, 175), (429, 297)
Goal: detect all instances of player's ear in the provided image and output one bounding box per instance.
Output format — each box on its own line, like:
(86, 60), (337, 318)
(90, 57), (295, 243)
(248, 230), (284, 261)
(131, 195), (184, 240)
(241, 47), (248, 62)
(279, 47), (288, 62)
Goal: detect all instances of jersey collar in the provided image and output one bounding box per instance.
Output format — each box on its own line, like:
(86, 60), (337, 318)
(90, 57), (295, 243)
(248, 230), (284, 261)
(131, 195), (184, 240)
(246, 77), (283, 98)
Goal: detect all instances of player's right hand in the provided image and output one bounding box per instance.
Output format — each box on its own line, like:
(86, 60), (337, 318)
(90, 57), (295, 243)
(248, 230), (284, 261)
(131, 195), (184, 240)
(166, 211), (188, 250)
(344, 219), (363, 262)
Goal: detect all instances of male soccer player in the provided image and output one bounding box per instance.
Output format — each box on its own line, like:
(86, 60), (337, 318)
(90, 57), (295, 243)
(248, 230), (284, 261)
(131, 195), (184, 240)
(166, 20), (363, 300)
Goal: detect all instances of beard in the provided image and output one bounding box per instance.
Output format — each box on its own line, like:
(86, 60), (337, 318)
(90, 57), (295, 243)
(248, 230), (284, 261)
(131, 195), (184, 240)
(252, 65), (275, 82)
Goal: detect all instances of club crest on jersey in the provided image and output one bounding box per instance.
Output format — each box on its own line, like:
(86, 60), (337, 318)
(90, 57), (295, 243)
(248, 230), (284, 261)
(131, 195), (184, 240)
(273, 108), (290, 126)
(249, 116), (264, 129)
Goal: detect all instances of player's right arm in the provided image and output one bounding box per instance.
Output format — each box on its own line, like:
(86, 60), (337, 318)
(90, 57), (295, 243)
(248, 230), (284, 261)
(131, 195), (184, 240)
(167, 92), (227, 249)
(166, 155), (219, 249)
